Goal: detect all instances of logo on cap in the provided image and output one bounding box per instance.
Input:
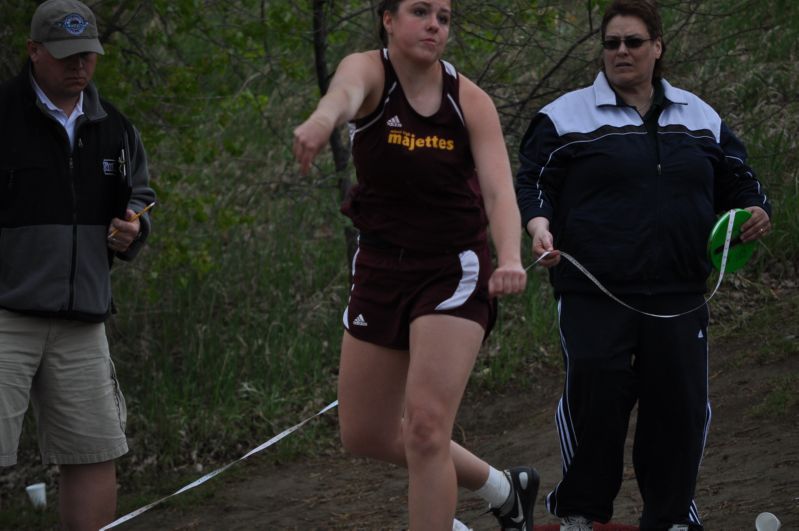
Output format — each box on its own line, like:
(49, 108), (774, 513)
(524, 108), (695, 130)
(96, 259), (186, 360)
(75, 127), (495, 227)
(57, 13), (90, 36)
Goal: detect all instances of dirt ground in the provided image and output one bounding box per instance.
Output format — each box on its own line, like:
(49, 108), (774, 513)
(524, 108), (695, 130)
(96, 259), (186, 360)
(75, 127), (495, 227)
(110, 290), (799, 530)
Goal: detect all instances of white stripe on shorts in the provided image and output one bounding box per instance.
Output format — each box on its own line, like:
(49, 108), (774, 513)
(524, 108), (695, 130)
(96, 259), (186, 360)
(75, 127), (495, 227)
(342, 246), (360, 329)
(435, 250), (479, 311)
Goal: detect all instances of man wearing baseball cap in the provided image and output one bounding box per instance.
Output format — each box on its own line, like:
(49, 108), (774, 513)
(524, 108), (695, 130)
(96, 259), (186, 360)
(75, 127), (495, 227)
(0, 1), (155, 529)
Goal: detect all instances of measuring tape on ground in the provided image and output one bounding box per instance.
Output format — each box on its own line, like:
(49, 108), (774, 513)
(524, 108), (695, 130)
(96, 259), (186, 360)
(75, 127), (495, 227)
(101, 400), (338, 530)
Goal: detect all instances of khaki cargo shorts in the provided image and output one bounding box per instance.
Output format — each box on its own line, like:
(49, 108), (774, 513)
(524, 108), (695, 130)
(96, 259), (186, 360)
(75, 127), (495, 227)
(0, 309), (128, 466)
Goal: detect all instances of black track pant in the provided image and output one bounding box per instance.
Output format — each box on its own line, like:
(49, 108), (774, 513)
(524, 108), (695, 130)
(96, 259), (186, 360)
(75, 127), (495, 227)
(546, 293), (710, 530)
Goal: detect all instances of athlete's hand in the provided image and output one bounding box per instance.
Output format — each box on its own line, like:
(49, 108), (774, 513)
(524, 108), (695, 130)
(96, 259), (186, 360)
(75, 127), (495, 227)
(293, 114), (335, 176)
(489, 263), (527, 297)
(528, 217), (560, 268)
(739, 206), (771, 243)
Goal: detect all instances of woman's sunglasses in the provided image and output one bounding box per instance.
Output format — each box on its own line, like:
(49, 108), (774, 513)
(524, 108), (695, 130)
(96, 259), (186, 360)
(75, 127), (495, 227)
(602, 37), (653, 50)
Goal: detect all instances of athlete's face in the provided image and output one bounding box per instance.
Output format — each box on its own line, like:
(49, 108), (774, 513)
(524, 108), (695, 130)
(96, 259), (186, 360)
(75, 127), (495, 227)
(602, 15), (661, 91)
(383, 0), (451, 62)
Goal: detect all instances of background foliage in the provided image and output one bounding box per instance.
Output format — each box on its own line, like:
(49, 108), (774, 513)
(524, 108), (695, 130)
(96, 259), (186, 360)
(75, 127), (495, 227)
(1, 0), (797, 511)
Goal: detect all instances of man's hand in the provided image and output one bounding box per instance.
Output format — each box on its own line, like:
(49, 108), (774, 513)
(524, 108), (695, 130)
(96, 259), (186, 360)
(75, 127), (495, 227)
(107, 209), (140, 252)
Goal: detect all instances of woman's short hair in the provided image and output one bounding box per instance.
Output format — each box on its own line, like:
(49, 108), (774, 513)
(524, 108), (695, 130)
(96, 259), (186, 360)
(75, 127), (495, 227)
(601, 0), (666, 78)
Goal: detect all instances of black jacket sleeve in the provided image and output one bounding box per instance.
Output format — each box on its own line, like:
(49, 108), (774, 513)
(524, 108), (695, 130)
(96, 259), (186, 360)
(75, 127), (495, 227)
(516, 112), (565, 230)
(714, 121), (771, 217)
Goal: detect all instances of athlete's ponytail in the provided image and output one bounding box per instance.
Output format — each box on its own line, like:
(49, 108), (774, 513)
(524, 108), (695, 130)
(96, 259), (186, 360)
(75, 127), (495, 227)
(376, 0), (403, 46)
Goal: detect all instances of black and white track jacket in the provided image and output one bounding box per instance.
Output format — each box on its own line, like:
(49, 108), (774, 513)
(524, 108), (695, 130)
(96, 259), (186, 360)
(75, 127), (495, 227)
(516, 72), (771, 296)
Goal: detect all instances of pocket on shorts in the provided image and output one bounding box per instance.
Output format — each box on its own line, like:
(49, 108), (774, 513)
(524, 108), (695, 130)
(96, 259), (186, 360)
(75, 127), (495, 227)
(108, 358), (127, 433)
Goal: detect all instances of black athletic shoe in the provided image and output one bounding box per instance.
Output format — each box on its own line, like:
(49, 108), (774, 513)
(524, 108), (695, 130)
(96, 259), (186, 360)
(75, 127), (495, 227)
(490, 466), (540, 531)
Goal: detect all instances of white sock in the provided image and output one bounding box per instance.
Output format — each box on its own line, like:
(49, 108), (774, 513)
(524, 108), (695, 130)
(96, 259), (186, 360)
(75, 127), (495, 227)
(473, 466), (511, 509)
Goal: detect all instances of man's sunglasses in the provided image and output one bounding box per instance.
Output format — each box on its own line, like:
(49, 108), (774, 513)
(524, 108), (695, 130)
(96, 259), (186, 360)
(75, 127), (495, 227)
(602, 37), (653, 50)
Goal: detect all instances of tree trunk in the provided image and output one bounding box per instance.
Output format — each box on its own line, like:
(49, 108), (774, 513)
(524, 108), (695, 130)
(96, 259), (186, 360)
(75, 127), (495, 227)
(312, 0), (358, 273)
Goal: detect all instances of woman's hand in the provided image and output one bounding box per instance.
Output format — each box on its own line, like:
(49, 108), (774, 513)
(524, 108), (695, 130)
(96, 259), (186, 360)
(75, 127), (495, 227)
(292, 114), (334, 176)
(739, 206), (771, 242)
(489, 263), (527, 297)
(528, 217), (560, 268)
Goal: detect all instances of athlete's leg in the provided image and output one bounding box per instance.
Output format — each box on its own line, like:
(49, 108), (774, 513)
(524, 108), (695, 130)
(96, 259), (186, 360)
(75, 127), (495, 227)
(337, 330), (409, 465)
(338, 330), (491, 488)
(404, 314), (485, 531)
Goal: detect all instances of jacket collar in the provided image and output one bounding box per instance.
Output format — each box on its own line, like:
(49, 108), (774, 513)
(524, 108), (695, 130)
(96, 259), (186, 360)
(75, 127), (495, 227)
(592, 71), (688, 107)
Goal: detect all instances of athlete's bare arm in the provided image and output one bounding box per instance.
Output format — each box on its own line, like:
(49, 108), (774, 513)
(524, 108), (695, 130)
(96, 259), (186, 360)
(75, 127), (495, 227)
(293, 51), (384, 175)
(460, 75), (526, 296)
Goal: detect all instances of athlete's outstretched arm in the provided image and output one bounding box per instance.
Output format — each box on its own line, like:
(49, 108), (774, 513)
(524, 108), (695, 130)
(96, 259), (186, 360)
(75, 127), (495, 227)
(293, 51), (384, 175)
(460, 76), (526, 297)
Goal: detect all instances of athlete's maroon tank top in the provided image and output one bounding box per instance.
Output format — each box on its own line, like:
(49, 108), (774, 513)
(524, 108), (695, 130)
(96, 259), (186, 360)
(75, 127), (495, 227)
(341, 49), (487, 254)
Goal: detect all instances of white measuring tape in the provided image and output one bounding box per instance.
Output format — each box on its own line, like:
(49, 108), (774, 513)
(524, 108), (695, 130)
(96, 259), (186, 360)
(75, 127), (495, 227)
(101, 400), (338, 530)
(526, 209), (738, 318)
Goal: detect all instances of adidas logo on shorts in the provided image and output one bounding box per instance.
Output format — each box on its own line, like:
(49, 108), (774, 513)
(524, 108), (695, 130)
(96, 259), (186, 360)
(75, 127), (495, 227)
(353, 314), (368, 327)
(386, 115), (402, 128)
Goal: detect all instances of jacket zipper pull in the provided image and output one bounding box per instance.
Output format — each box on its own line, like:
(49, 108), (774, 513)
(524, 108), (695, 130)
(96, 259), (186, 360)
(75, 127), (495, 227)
(7, 169), (14, 191)
(657, 163), (662, 176)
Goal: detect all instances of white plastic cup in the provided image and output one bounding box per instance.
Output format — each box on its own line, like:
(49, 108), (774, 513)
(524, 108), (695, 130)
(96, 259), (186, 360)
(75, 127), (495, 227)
(25, 482), (47, 509)
(755, 512), (781, 531)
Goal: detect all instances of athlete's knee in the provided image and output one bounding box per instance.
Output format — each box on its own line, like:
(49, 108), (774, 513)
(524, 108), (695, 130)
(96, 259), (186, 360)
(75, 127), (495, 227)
(403, 404), (450, 460)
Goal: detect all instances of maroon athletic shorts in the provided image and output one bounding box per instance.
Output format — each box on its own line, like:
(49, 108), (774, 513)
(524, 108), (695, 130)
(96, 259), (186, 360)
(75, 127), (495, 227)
(343, 240), (496, 350)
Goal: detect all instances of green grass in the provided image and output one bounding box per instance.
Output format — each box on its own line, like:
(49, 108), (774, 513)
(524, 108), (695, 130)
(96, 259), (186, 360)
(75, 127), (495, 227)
(477, 266), (561, 387)
(107, 194), (346, 472)
(745, 126), (799, 270)
(0, 503), (57, 531)
(748, 374), (799, 419)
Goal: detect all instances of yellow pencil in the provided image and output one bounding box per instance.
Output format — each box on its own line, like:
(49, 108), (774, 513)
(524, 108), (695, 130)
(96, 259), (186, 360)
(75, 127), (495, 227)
(109, 201), (156, 238)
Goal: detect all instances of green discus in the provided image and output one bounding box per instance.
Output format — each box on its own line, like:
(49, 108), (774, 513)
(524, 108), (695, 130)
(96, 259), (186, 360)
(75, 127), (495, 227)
(707, 208), (755, 272)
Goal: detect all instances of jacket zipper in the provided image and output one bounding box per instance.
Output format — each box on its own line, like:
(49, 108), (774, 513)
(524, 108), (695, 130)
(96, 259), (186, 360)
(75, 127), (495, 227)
(0, 170), (8, 238)
(653, 125), (663, 287)
(68, 154), (78, 311)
